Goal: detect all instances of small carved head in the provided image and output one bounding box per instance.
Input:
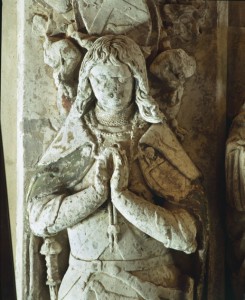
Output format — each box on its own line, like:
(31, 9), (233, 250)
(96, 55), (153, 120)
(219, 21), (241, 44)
(75, 35), (165, 123)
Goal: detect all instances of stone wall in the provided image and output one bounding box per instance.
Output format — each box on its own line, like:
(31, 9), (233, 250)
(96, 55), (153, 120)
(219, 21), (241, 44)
(227, 1), (245, 122)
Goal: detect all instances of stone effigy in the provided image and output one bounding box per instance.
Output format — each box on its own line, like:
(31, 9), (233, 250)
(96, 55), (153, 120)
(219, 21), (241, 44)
(28, 34), (208, 299)
(226, 102), (245, 300)
(15, 0), (228, 299)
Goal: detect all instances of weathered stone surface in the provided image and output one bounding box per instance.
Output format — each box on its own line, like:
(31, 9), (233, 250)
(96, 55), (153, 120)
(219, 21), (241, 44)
(27, 34), (208, 300)
(150, 48), (196, 138)
(226, 103), (245, 300)
(227, 26), (245, 121)
(163, 2), (209, 43)
(40, 0), (72, 14)
(12, 1), (228, 299)
(225, 5), (245, 297)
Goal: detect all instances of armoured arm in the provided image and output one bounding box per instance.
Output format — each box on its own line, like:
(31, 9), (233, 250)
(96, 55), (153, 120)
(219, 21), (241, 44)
(110, 149), (197, 254)
(28, 158), (108, 237)
(112, 189), (197, 254)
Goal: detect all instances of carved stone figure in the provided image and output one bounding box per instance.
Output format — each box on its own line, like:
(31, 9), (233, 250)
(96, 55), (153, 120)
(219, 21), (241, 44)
(226, 102), (245, 300)
(150, 48), (196, 139)
(28, 35), (208, 299)
(33, 0), (200, 128)
(43, 38), (83, 113)
(163, 3), (208, 43)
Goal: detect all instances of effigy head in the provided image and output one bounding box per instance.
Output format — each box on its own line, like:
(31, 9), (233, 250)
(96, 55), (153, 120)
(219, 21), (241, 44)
(75, 35), (165, 123)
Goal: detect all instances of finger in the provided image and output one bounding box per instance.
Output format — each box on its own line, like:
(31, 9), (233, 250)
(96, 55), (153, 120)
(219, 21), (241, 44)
(96, 158), (107, 170)
(112, 149), (127, 168)
(95, 163), (109, 196)
(96, 160), (109, 180)
(95, 156), (110, 181)
(111, 160), (129, 192)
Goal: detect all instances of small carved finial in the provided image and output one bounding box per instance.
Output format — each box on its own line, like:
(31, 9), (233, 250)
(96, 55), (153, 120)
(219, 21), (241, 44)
(40, 238), (62, 300)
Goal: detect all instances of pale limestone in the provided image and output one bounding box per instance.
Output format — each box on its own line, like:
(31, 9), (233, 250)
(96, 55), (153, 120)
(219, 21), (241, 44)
(28, 35), (207, 300)
(14, 1), (228, 299)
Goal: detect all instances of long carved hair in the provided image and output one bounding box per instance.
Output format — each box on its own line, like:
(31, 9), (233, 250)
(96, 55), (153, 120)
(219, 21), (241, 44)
(75, 35), (165, 123)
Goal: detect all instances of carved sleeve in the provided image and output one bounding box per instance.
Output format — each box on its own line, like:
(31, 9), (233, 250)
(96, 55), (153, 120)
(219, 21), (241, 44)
(112, 189), (197, 254)
(28, 185), (108, 237)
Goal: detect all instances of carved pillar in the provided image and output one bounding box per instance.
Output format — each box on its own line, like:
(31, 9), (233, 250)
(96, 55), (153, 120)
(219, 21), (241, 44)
(16, 1), (228, 299)
(226, 103), (245, 300)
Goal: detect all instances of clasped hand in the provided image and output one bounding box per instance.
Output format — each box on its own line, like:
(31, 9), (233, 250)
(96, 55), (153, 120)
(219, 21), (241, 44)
(94, 146), (129, 199)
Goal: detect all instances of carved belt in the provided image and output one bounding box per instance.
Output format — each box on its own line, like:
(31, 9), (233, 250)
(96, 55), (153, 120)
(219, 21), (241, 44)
(68, 254), (191, 299)
(69, 254), (171, 273)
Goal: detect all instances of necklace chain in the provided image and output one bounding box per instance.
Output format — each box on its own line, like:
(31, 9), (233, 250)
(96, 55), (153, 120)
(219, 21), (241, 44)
(94, 103), (135, 127)
(84, 110), (143, 166)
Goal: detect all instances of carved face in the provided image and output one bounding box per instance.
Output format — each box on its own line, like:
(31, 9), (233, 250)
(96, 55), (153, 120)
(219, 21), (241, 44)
(89, 62), (134, 112)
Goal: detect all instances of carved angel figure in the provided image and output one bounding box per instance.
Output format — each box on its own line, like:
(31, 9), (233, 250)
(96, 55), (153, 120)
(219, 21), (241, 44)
(28, 35), (208, 299)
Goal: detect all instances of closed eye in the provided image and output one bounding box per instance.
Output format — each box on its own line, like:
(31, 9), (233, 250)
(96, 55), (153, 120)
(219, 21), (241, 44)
(113, 77), (131, 84)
